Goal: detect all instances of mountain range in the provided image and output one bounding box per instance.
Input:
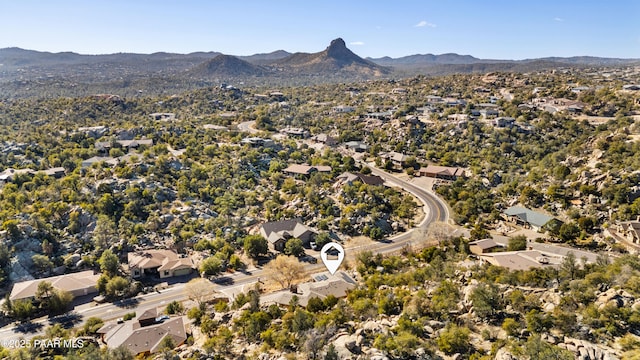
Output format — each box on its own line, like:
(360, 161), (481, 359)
(1, 38), (638, 98)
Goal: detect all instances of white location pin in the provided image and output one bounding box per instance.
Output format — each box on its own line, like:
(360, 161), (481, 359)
(320, 242), (345, 275)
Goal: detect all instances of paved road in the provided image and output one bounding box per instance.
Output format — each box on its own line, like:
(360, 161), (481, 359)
(237, 120), (259, 134)
(1, 156), (450, 343)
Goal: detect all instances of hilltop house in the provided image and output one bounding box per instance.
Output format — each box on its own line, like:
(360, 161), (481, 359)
(260, 219), (317, 252)
(503, 206), (558, 232)
(97, 307), (187, 356)
(10, 270), (100, 301)
(128, 249), (194, 279)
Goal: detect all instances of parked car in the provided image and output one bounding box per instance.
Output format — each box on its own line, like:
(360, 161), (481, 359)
(300, 255), (318, 264)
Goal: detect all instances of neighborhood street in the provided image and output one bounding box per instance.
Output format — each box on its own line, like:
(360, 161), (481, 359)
(0, 146), (449, 344)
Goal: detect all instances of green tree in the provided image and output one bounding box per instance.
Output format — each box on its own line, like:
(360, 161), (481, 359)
(166, 300), (184, 315)
(558, 222), (580, 242)
(502, 318), (520, 337)
(508, 235), (528, 251)
(98, 249), (120, 276)
(521, 334), (573, 360)
(284, 238), (305, 257)
(244, 234), (268, 259)
(105, 276), (129, 297)
(470, 282), (502, 319)
(437, 324), (471, 355)
(32, 254), (53, 273)
(200, 256), (223, 276)
(324, 344), (339, 360)
(11, 299), (35, 320)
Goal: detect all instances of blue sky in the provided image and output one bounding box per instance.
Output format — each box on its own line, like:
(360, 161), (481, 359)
(1, 0), (639, 59)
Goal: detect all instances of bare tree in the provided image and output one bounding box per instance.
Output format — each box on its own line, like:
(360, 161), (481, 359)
(265, 255), (305, 289)
(184, 278), (217, 306)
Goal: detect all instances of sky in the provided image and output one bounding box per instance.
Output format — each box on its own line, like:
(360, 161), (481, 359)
(1, 0), (639, 60)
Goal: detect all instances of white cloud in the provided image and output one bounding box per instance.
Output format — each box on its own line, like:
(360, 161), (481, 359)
(415, 20), (436, 28)
(350, 41), (365, 46)
(554, 17), (564, 22)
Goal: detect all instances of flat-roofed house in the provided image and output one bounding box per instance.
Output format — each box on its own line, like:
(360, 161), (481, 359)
(10, 270), (100, 301)
(128, 249), (194, 279)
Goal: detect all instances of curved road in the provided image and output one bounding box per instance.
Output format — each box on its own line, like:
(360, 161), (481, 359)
(0, 150), (450, 343)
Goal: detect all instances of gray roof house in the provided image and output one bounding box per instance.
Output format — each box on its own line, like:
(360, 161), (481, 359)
(503, 206), (556, 231)
(260, 219), (317, 252)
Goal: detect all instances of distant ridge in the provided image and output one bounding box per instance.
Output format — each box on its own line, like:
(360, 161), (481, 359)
(189, 54), (267, 77)
(271, 38), (389, 76)
(1, 41), (639, 98)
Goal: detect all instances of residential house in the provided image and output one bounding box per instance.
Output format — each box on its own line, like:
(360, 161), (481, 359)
(332, 105), (356, 114)
(362, 111), (393, 121)
(128, 249), (195, 279)
(311, 134), (337, 146)
(260, 219), (317, 252)
(380, 151), (408, 169)
(0, 168), (35, 183)
(335, 172), (385, 187)
(280, 127), (310, 139)
(149, 113), (176, 121)
(10, 270), (100, 301)
(503, 206), (556, 231)
(344, 141), (369, 153)
(418, 165), (465, 181)
(81, 156), (118, 168)
(42, 167), (66, 178)
(96, 139), (154, 152)
(494, 117), (516, 128)
(261, 271), (356, 307)
(469, 239), (504, 255)
(97, 308), (187, 356)
(480, 250), (562, 271)
(283, 164), (332, 178)
(425, 95), (443, 104)
(619, 218), (640, 244)
(241, 137), (275, 148)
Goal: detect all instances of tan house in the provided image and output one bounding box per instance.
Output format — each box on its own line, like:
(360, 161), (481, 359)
(10, 270), (100, 301)
(128, 249), (194, 279)
(261, 271), (356, 307)
(418, 165), (465, 181)
(283, 164), (332, 177)
(98, 308), (187, 356)
(469, 239), (503, 255)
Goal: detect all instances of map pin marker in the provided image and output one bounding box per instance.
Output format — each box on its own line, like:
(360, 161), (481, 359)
(320, 242), (345, 275)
